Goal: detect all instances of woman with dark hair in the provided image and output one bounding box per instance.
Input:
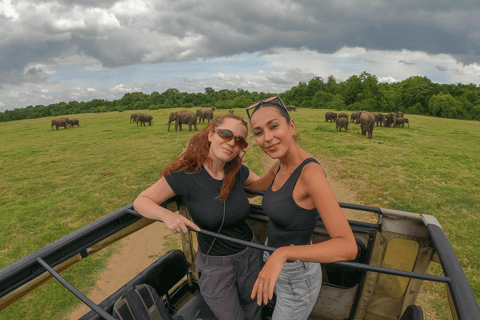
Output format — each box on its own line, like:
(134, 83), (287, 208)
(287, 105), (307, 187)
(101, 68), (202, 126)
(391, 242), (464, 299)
(246, 97), (358, 320)
(133, 114), (278, 320)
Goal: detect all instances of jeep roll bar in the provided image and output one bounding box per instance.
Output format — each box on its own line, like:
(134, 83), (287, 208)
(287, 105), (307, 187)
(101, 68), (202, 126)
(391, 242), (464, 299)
(1, 196), (479, 320)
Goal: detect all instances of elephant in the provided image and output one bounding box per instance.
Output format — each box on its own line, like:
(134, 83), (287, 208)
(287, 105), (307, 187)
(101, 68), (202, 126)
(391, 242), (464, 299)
(286, 105), (297, 111)
(211, 106), (216, 112)
(325, 112), (337, 122)
(384, 112), (396, 128)
(168, 111), (198, 131)
(393, 117), (410, 128)
(137, 114), (153, 127)
(229, 109), (234, 114)
(130, 113), (144, 123)
(338, 112), (349, 121)
(68, 119), (80, 127)
(51, 117), (69, 130)
(396, 112), (404, 118)
(372, 112), (385, 127)
(350, 111), (361, 123)
(196, 108), (214, 124)
(355, 111), (375, 139)
(336, 117), (349, 132)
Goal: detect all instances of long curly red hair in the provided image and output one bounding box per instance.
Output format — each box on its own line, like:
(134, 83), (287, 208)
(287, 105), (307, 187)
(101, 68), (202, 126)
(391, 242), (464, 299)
(161, 115), (248, 202)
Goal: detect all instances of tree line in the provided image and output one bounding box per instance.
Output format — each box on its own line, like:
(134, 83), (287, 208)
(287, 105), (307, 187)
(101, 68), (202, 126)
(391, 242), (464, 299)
(1, 72), (479, 122)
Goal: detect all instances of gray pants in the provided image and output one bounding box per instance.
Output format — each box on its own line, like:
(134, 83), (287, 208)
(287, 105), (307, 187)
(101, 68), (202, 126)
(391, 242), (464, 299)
(196, 238), (263, 320)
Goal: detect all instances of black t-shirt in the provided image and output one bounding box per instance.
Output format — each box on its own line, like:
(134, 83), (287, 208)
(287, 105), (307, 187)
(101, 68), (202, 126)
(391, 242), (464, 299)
(165, 165), (253, 256)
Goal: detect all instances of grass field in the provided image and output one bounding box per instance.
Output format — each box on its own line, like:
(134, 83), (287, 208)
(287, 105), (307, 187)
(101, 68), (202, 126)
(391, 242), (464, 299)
(1, 109), (479, 319)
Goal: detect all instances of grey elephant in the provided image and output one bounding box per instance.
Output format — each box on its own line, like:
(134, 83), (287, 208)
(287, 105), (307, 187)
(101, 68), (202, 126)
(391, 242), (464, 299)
(211, 106), (216, 112)
(68, 119), (80, 127)
(196, 108), (214, 124)
(384, 112), (396, 128)
(393, 117), (410, 128)
(137, 114), (153, 127)
(355, 111), (375, 139)
(350, 111), (361, 123)
(168, 111), (198, 131)
(325, 112), (337, 122)
(286, 105), (297, 111)
(130, 113), (144, 123)
(336, 117), (349, 132)
(338, 112), (349, 121)
(51, 117), (69, 130)
(372, 112), (385, 127)
(229, 109), (234, 114)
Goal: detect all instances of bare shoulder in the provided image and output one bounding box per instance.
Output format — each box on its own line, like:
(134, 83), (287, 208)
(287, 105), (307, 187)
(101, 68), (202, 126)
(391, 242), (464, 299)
(302, 161), (326, 177)
(298, 161), (328, 188)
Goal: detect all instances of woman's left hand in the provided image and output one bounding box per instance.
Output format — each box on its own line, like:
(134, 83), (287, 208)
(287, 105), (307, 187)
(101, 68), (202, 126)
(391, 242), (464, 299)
(250, 250), (287, 305)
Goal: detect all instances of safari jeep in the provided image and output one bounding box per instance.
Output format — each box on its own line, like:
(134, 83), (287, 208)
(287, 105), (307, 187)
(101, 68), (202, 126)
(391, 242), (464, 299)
(1, 191), (479, 320)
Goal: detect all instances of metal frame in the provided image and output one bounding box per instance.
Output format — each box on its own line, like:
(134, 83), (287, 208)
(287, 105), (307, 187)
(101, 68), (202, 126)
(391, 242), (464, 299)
(1, 196), (479, 320)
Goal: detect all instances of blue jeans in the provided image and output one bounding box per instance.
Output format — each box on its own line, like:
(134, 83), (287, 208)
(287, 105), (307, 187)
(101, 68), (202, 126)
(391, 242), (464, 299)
(263, 250), (322, 320)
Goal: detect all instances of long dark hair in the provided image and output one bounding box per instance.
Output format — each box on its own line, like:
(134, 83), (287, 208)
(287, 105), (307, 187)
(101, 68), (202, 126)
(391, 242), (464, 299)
(162, 114), (248, 202)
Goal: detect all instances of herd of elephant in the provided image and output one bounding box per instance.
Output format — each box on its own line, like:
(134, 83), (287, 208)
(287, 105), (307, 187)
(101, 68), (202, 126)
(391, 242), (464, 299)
(167, 106), (217, 132)
(51, 117), (80, 130)
(50, 103), (294, 132)
(129, 113), (154, 126)
(325, 111), (410, 139)
(167, 105), (296, 132)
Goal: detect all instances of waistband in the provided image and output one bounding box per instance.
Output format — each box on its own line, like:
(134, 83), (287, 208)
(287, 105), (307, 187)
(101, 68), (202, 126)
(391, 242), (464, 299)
(263, 237), (313, 264)
(198, 236), (259, 266)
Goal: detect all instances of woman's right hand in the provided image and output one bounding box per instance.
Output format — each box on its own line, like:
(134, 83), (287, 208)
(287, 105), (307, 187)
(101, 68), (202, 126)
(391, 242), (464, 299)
(161, 209), (200, 234)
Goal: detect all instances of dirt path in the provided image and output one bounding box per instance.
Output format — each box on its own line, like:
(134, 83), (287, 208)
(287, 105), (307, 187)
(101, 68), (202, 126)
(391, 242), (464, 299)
(70, 149), (372, 319)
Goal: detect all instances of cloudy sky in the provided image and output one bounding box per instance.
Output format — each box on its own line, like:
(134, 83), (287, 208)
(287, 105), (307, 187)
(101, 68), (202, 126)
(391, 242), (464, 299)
(1, 0), (480, 112)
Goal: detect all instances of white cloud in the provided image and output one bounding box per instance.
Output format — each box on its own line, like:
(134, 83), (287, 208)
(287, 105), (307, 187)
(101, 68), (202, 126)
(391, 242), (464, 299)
(110, 83), (142, 93)
(112, 0), (151, 16)
(0, 0), (19, 19)
(378, 76), (397, 83)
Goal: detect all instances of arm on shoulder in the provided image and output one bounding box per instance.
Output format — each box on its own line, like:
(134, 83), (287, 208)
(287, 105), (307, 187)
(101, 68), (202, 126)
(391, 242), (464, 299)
(244, 160), (280, 191)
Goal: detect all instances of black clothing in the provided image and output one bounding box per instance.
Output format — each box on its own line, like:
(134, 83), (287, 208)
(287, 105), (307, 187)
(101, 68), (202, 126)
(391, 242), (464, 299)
(263, 158), (321, 249)
(165, 165), (252, 256)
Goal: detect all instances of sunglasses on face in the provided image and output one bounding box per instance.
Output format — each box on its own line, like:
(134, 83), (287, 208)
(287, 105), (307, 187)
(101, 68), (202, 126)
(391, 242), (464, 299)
(245, 95), (289, 119)
(216, 129), (249, 149)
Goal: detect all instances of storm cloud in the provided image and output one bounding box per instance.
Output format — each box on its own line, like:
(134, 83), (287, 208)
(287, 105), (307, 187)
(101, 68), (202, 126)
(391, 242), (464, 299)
(1, 0), (479, 110)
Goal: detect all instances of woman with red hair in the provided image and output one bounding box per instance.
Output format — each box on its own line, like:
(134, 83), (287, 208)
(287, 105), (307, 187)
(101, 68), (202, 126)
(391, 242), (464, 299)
(134, 114), (278, 320)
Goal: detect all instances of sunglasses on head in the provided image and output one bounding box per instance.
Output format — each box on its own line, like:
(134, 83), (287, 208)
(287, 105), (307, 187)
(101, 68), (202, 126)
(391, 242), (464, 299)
(245, 95), (289, 119)
(216, 129), (249, 149)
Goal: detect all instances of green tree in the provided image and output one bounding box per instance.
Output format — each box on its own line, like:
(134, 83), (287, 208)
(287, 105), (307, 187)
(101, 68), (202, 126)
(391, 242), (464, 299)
(428, 93), (463, 118)
(312, 91), (333, 109)
(344, 75), (363, 105)
(380, 87), (397, 113)
(470, 105), (480, 120)
(328, 94), (345, 111)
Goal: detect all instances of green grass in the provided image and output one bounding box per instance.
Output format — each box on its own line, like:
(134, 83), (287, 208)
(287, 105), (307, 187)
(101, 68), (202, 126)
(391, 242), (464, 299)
(0, 109), (220, 319)
(1, 108), (479, 319)
(295, 110), (480, 318)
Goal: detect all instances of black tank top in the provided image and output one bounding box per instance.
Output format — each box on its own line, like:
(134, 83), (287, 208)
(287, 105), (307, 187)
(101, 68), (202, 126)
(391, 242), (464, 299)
(263, 158), (321, 248)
